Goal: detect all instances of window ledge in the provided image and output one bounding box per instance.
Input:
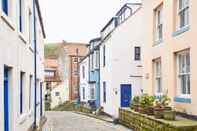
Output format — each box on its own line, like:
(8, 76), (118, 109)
(172, 26), (190, 37)
(1, 12), (16, 31)
(18, 33), (27, 44)
(29, 46), (34, 53)
(28, 109), (33, 117)
(153, 39), (163, 46)
(174, 97), (191, 103)
(18, 113), (28, 125)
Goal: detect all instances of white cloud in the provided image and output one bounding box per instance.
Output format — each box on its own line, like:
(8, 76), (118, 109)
(39, 0), (141, 43)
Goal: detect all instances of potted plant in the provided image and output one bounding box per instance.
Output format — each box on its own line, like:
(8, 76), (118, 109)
(160, 95), (176, 120)
(139, 94), (155, 114)
(145, 95), (155, 115)
(130, 96), (140, 112)
(154, 100), (163, 119)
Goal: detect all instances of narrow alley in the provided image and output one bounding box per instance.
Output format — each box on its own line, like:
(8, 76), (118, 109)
(42, 111), (131, 131)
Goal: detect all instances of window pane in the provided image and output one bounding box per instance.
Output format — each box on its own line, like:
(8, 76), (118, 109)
(187, 75), (190, 94)
(180, 75), (186, 94)
(186, 53), (190, 72)
(179, 0), (184, 10)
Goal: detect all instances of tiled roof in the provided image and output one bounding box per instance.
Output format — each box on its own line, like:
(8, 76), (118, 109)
(44, 59), (58, 68)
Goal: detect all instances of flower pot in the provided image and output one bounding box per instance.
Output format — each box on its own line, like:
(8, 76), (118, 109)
(133, 104), (140, 112)
(154, 108), (163, 119)
(139, 106), (146, 114)
(163, 110), (176, 120)
(145, 106), (154, 115)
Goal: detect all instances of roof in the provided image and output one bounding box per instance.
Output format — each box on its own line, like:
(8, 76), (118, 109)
(100, 3), (142, 33)
(44, 59), (58, 68)
(101, 17), (118, 33)
(35, 0), (46, 38)
(89, 37), (101, 43)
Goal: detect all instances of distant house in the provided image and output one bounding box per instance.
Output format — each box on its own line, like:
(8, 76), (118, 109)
(99, 3), (143, 118)
(62, 42), (88, 101)
(89, 38), (101, 108)
(79, 38), (101, 108)
(79, 56), (90, 102)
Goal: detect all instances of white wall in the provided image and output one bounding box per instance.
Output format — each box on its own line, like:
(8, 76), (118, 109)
(0, 0), (45, 130)
(100, 7), (143, 118)
(79, 57), (90, 102)
(50, 82), (68, 108)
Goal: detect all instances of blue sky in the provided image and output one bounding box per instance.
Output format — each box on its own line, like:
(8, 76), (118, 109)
(40, 0), (141, 43)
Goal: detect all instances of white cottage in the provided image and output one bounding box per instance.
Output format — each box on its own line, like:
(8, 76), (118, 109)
(0, 0), (45, 130)
(100, 3), (143, 118)
(79, 56), (91, 102)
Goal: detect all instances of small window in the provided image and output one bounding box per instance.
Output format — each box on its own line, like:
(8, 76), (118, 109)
(74, 57), (78, 63)
(82, 87), (85, 100)
(2, 0), (8, 15)
(55, 92), (60, 96)
(19, 0), (25, 33)
(177, 0), (189, 28)
(20, 72), (25, 114)
(177, 51), (190, 96)
(103, 45), (106, 67)
(154, 4), (163, 42)
(90, 54), (94, 70)
(82, 66), (85, 78)
(94, 50), (100, 69)
(29, 75), (33, 109)
(90, 88), (95, 100)
(154, 59), (162, 95)
(134, 47), (141, 61)
(103, 82), (106, 103)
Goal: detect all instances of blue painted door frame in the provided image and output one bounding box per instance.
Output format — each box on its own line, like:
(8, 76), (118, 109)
(4, 66), (9, 131)
(40, 82), (43, 117)
(120, 84), (132, 107)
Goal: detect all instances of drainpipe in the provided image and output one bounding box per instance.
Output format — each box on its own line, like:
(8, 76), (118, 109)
(33, 0), (37, 129)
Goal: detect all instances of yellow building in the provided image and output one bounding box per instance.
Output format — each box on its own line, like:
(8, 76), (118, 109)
(142, 0), (197, 116)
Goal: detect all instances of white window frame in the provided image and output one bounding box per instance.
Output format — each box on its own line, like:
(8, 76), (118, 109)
(90, 87), (95, 100)
(90, 54), (94, 71)
(94, 50), (99, 69)
(154, 59), (162, 96)
(177, 0), (189, 29)
(155, 4), (163, 42)
(176, 51), (190, 98)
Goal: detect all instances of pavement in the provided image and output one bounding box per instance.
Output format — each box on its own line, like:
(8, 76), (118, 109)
(41, 111), (132, 131)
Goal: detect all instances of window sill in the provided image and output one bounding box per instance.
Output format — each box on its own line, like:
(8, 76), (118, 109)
(174, 96), (191, 103)
(29, 46), (34, 53)
(1, 12), (16, 31)
(153, 39), (163, 46)
(18, 32), (27, 44)
(28, 109), (33, 117)
(18, 113), (28, 125)
(172, 26), (190, 37)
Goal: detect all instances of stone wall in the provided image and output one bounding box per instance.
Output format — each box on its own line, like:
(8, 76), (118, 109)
(119, 108), (197, 131)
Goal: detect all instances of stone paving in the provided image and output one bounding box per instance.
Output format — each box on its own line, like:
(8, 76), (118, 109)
(42, 111), (132, 131)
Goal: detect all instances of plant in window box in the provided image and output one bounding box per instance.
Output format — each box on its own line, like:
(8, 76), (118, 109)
(130, 96), (140, 112)
(154, 100), (164, 119)
(160, 95), (176, 120)
(139, 94), (155, 114)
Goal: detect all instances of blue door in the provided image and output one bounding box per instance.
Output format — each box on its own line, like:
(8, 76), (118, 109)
(4, 66), (9, 131)
(40, 82), (43, 117)
(121, 84), (132, 107)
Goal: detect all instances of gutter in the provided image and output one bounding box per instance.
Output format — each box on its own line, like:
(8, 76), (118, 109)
(33, 0), (37, 129)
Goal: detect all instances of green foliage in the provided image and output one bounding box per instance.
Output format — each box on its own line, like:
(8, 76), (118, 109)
(140, 94), (155, 107)
(44, 43), (61, 59)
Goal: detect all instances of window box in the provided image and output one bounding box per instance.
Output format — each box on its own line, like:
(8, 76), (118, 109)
(172, 25), (190, 37)
(174, 97), (191, 103)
